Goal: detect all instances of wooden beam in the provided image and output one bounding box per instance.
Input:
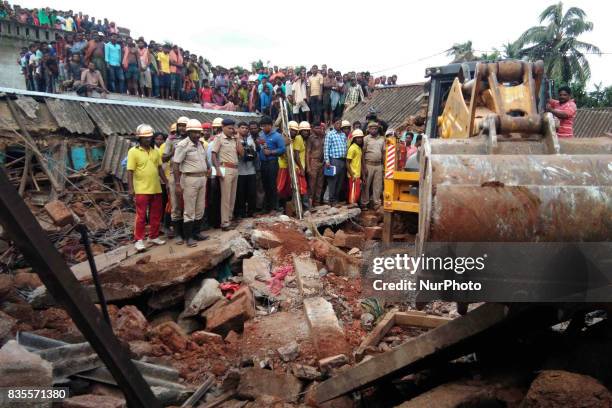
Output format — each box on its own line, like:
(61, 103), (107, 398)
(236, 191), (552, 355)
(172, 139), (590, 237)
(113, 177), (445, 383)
(382, 212), (393, 243)
(6, 98), (62, 192)
(313, 303), (510, 404)
(354, 309), (398, 361)
(394, 311), (452, 329)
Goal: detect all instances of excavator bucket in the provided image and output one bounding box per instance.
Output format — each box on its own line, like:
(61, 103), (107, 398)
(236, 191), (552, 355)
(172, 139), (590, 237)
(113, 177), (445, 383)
(417, 60), (612, 253)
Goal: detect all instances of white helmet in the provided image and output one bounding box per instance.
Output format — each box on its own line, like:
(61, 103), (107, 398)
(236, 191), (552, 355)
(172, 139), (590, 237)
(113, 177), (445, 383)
(212, 117), (224, 128)
(186, 118), (203, 132)
(135, 124), (154, 137)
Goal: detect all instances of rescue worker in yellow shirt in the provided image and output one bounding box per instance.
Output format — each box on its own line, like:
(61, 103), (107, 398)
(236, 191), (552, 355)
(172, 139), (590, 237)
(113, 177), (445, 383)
(277, 121), (307, 211)
(346, 129), (364, 206)
(162, 116), (189, 241)
(127, 124), (168, 251)
(172, 119), (208, 247)
(211, 118), (244, 230)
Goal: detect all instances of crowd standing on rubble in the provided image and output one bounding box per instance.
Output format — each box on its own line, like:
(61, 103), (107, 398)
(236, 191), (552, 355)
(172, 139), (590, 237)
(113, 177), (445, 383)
(126, 111), (399, 251)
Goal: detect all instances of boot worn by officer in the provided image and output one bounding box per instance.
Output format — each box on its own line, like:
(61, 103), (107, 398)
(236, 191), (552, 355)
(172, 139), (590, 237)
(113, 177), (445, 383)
(174, 220), (185, 245)
(183, 221), (197, 247)
(192, 218), (208, 241)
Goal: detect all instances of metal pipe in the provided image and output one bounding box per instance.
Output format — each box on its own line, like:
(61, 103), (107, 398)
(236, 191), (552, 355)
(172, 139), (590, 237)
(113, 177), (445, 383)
(76, 224), (111, 325)
(428, 136), (612, 155)
(426, 185), (611, 242)
(429, 155), (612, 186)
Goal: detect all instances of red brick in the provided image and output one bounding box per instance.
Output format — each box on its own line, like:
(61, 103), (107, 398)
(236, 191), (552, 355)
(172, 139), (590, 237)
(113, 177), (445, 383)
(44, 200), (73, 226)
(205, 290), (255, 335)
(333, 230), (365, 250)
(364, 226), (383, 241)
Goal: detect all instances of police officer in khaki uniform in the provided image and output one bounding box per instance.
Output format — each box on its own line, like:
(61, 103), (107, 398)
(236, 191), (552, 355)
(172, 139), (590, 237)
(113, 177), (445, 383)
(172, 119), (208, 247)
(361, 121), (386, 209)
(211, 118), (244, 230)
(163, 116), (189, 241)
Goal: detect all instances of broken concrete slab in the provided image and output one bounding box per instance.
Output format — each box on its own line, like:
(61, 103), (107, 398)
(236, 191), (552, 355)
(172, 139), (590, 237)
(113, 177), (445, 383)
(84, 231), (235, 300)
(294, 255), (322, 297)
(237, 367), (303, 403)
(62, 394), (126, 408)
(303, 297), (349, 359)
(182, 279), (222, 317)
(44, 200), (73, 226)
(242, 256), (272, 297)
(205, 287), (255, 336)
(251, 229), (283, 249)
(0, 340), (53, 407)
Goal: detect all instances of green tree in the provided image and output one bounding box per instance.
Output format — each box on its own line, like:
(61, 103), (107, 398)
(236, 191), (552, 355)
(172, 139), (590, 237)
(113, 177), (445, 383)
(446, 41), (476, 63)
(501, 41), (522, 59)
(515, 2), (600, 83)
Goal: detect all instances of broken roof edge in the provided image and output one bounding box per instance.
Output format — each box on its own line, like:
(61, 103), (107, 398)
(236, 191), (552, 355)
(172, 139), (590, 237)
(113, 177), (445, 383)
(0, 87), (260, 117)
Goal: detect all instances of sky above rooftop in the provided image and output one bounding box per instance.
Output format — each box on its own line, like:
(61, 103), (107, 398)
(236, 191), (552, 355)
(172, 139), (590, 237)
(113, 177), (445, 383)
(20, 0), (611, 88)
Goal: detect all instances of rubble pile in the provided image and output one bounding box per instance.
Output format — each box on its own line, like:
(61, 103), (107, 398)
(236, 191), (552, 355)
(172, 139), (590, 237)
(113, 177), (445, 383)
(1, 195), (612, 407)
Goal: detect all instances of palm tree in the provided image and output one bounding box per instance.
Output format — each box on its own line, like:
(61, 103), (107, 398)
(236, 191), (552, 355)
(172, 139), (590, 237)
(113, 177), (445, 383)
(501, 41), (522, 59)
(515, 2), (600, 83)
(446, 41), (476, 63)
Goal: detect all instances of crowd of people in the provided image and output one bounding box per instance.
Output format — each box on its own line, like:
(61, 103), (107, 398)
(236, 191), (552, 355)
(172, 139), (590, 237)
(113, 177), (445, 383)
(126, 111), (419, 251)
(10, 3), (399, 125)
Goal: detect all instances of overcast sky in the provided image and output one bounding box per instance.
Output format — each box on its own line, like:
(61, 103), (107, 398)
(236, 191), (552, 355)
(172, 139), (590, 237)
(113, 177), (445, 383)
(18, 0), (611, 88)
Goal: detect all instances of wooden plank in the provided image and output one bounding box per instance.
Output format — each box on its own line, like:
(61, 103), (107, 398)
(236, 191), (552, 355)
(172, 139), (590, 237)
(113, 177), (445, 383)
(313, 303), (509, 404)
(354, 309), (397, 361)
(394, 311), (452, 329)
(382, 212), (393, 244)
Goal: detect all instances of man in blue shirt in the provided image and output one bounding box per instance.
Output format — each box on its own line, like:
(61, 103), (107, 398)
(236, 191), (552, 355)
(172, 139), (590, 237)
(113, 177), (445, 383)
(258, 115), (286, 213)
(324, 119), (348, 205)
(104, 34), (124, 93)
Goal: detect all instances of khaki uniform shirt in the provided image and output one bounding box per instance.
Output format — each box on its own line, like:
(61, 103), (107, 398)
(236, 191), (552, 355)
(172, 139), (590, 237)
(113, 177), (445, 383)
(173, 137), (208, 173)
(363, 135), (385, 163)
(212, 133), (239, 165)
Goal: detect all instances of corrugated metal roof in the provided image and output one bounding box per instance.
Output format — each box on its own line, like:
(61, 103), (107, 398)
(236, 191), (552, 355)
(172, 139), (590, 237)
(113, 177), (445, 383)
(46, 98), (95, 135)
(1, 87), (261, 137)
(101, 135), (132, 182)
(574, 108), (612, 138)
(342, 84), (426, 129)
(82, 102), (258, 136)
